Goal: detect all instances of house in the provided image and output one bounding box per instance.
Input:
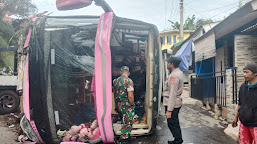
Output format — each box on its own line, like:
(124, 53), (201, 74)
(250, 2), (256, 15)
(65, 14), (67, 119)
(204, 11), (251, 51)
(190, 0), (257, 122)
(160, 29), (194, 50)
(162, 23), (219, 83)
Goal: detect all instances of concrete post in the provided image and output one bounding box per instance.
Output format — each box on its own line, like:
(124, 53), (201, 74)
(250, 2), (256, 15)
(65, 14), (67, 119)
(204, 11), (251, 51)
(225, 69), (237, 122)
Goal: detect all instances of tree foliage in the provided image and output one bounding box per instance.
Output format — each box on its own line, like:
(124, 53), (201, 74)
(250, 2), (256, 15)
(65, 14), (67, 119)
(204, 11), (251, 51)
(0, 0), (38, 18)
(0, 0), (37, 73)
(196, 18), (214, 28)
(184, 15), (196, 30)
(0, 18), (15, 72)
(169, 15), (214, 30)
(0, 18), (15, 47)
(169, 21), (180, 30)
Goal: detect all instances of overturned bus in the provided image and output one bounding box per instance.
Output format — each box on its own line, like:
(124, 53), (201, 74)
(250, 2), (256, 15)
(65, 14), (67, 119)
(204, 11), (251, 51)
(18, 0), (163, 143)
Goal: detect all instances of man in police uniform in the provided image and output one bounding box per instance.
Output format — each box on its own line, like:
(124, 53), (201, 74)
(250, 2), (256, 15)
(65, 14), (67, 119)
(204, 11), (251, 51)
(163, 56), (184, 144)
(113, 66), (135, 144)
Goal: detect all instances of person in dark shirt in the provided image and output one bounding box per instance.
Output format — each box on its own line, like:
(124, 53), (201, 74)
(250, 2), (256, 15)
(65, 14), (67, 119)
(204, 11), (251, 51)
(232, 62), (257, 143)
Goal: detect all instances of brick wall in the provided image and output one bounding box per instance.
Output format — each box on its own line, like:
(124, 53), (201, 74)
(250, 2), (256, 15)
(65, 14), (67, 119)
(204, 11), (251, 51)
(234, 35), (257, 86)
(223, 40), (229, 68)
(225, 35), (257, 122)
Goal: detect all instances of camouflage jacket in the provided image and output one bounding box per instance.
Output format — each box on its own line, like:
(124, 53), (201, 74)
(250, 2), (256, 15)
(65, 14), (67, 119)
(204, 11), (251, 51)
(113, 75), (134, 104)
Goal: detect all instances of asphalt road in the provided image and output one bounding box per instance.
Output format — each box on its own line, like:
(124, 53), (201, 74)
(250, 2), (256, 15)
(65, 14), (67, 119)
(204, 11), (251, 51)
(0, 114), (19, 144)
(0, 90), (237, 144)
(131, 90), (237, 144)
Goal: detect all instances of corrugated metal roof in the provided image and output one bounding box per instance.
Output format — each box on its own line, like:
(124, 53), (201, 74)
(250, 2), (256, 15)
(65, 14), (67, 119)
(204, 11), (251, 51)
(241, 23), (257, 32)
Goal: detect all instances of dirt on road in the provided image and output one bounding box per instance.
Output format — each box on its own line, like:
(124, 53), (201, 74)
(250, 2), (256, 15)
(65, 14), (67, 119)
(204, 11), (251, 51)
(0, 112), (21, 144)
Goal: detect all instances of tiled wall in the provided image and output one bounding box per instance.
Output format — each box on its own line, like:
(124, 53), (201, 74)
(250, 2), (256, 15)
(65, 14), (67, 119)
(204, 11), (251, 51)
(234, 35), (257, 83)
(225, 35), (257, 122)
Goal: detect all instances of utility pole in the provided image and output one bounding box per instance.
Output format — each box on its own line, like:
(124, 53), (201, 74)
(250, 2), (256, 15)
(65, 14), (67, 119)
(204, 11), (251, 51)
(180, 0), (184, 41)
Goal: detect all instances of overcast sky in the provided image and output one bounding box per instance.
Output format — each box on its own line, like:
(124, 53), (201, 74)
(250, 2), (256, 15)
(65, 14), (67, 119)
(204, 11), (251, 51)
(32, 0), (251, 31)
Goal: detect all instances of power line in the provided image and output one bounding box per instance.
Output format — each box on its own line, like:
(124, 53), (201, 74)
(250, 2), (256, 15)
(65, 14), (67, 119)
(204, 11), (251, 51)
(172, 2), (179, 21)
(186, 0), (248, 13)
(186, 0), (194, 5)
(167, 1), (174, 27)
(184, 0), (249, 21)
(169, 0), (176, 23)
(209, 5), (238, 19)
(168, 0), (175, 26)
(172, 1), (180, 23)
(184, 2), (206, 19)
(167, 0), (180, 29)
(198, 3), (238, 12)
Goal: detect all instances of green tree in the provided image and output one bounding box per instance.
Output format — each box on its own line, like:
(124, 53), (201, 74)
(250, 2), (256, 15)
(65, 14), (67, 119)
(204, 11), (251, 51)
(0, 0), (37, 73)
(0, 18), (15, 47)
(196, 19), (214, 28)
(184, 15), (196, 30)
(169, 15), (214, 30)
(169, 21), (180, 30)
(0, 18), (15, 73)
(0, 0), (37, 18)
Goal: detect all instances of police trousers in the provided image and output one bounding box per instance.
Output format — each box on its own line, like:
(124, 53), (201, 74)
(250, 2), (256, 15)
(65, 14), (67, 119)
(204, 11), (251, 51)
(165, 106), (183, 144)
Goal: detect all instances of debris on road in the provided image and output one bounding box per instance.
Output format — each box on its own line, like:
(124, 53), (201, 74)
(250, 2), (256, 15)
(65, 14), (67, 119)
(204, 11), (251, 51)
(9, 124), (15, 128)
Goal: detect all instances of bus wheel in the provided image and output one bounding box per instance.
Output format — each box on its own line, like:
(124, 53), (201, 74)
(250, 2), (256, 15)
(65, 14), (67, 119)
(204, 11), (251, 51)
(0, 90), (20, 114)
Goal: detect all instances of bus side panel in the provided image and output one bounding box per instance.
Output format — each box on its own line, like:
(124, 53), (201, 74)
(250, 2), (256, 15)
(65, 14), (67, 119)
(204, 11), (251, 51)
(24, 54), (45, 143)
(94, 12), (114, 143)
(23, 55), (30, 121)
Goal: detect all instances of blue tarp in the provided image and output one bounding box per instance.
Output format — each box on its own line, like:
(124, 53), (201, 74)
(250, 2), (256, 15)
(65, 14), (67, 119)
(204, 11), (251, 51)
(175, 39), (192, 71)
(195, 58), (213, 77)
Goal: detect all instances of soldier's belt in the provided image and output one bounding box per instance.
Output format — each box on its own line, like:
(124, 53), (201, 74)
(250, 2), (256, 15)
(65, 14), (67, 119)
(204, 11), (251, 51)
(117, 100), (129, 102)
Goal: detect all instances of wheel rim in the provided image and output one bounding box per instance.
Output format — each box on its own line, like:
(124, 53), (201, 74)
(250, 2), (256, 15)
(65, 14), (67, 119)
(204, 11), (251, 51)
(0, 95), (15, 109)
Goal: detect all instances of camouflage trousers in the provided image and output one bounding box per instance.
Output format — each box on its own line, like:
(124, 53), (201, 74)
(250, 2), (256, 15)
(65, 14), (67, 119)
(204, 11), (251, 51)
(117, 102), (135, 139)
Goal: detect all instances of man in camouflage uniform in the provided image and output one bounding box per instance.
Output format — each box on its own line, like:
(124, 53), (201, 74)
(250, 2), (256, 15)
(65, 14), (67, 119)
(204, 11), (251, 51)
(113, 66), (135, 144)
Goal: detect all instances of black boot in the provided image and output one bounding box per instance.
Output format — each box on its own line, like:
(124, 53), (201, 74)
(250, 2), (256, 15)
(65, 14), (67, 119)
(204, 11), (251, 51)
(120, 139), (129, 144)
(128, 137), (136, 143)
